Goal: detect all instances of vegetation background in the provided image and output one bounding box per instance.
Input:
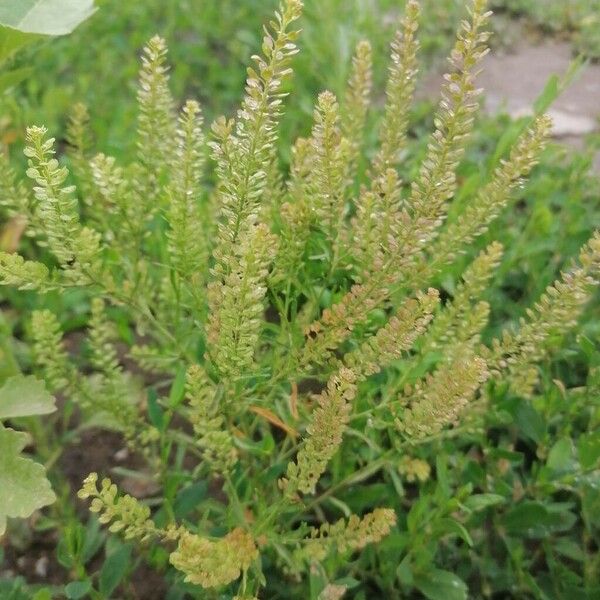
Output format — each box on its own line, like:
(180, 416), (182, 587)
(0, 0), (599, 598)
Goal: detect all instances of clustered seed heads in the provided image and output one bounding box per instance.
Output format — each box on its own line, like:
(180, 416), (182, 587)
(0, 0), (598, 594)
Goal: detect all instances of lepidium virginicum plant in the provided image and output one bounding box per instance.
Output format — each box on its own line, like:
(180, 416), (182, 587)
(1, 0), (599, 596)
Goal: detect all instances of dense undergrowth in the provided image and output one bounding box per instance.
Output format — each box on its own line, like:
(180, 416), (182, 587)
(0, 0), (599, 599)
(4, 0), (600, 161)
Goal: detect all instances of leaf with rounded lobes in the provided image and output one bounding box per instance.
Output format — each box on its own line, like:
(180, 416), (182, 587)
(0, 0), (96, 36)
(0, 0), (96, 65)
(0, 424), (56, 535)
(0, 374), (56, 420)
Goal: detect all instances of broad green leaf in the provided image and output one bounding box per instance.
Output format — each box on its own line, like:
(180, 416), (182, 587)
(546, 438), (576, 473)
(0, 0), (96, 36)
(396, 555), (413, 587)
(514, 400), (545, 444)
(99, 543), (131, 597)
(0, 375), (56, 420)
(578, 431), (600, 469)
(333, 577), (359, 590)
(0, 424), (55, 535)
(554, 538), (585, 562)
(502, 501), (576, 538)
(81, 517), (104, 564)
(502, 501), (550, 537)
(414, 569), (468, 600)
(64, 581), (92, 600)
(464, 493), (505, 512)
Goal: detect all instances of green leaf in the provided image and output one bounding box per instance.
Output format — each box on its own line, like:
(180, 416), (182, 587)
(0, 0), (96, 36)
(168, 365), (187, 408)
(464, 493), (505, 512)
(235, 430), (275, 456)
(333, 577), (359, 590)
(435, 518), (473, 547)
(578, 335), (597, 362)
(99, 543), (131, 597)
(146, 389), (165, 431)
(414, 569), (468, 600)
(502, 501), (548, 536)
(396, 555), (413, 587)
(64, 580), (92, 600)
(435, 454), (450, 497)
(554, 538), (585, 562)
(0, 375), (56, 420)
(578, 431), (600, 469)
(406, 496), (429, 534)
(0, 26), (39, 63)
(502, 501), (576, 538)
(514, 400), (545, 444)
(546, 438), (576, 473)
(0, 424), (55, 535)
(81, 517), (104, 564)
(533, 75), (560, 115)
(533, 56), (585, 115)
(0, 65), (32, 93)
(174, 482), (208, 519)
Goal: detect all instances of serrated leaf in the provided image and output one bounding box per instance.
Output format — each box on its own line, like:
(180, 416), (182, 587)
(0, 0), (96, 36)
(0, 375), (56, 419)
(0, 424), (55, 535)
